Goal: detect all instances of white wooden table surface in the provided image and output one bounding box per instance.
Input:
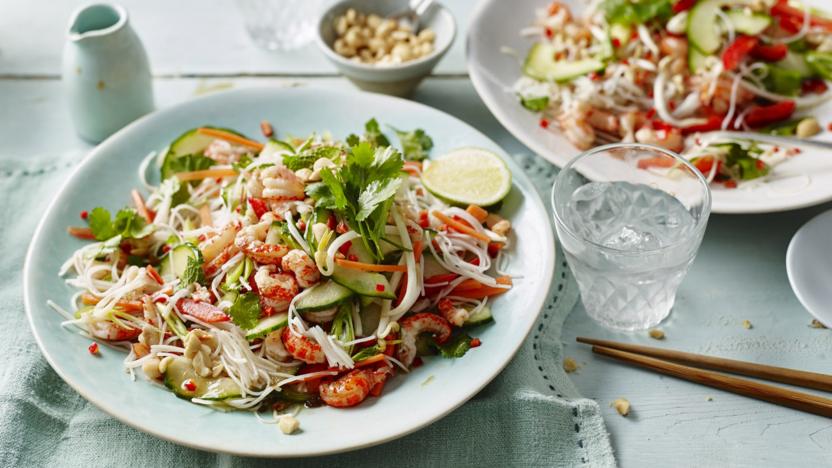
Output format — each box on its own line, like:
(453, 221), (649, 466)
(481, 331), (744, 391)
(4, 1), (832, 466)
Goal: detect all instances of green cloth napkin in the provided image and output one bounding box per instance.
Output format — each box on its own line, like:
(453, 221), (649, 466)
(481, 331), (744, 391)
(0, 152), (615, 467)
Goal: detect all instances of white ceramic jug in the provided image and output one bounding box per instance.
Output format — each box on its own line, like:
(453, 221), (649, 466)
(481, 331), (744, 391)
(63, 3), (154, 143)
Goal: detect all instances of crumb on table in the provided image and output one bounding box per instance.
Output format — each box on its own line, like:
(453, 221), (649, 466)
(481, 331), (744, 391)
(611, 398), (630, 416)
(278, 415), (300, 435)
(810, 319), (827, 329)
(706, 396), (714, 402)
(563, 357), (580, 373)
(648, 329), (665, 340)
(742, 320), (752, 330)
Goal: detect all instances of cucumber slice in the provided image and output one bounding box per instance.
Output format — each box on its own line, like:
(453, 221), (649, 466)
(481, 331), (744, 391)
(259, 139), (294, 161)
(523, 43), (605, 82)
(161, 126), (248, 179)
(464, 305), (493, 326)
(687, 0), (724, 54)
(348, 239), (375, 263)
(725, 10), (771, 35)
(688, 47), (711, 73)
(158, 243), (201, 282)
(331, 265), (396, 299)
(780, 51), (813, 77)
(163, 356), (242, 400)
(295, 280), (354, 313)
(244, 313), (289, 341)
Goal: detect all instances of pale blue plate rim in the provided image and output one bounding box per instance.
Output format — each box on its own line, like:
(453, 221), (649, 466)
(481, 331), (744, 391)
(22, 86), (556, 457)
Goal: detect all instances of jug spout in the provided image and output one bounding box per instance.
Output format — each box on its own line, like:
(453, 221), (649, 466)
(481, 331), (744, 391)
(68, 3), (127, 43)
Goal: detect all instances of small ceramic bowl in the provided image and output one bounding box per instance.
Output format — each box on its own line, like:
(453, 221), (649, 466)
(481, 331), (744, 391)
(316, 0), (456, 96)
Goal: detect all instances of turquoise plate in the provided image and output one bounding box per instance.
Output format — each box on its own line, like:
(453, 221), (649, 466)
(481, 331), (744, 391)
(23, 87), (555, 457)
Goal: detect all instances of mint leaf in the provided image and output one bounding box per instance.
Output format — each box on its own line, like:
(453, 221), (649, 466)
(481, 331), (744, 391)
(435, 332), (474, 358)
(228, 292), (261, 329)
(602, 0), (671, 25)
(181, 254), (206, 286)
(161, 153), (215, 180)
(393, 127), (433, 161)
(282, 146), (341, 171)
(231, 154), (253, 171)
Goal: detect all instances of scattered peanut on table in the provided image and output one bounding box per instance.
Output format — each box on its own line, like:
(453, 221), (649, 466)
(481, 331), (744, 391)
(332, 8), (436, 65)
(563, 356), (580, 373)
(612, 398), (631, 416)
(648, 329), (665, 340)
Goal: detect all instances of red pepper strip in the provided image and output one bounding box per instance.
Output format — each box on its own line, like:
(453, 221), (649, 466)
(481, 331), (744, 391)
(751, 43), (788, 62)
(722, 35), (759, 72)
(177, 298), (230, 323)
(682, 115), (724, 134)
(772, 0), (832, 32)
(672, 0), (697, 13)
(693, 157), (719, 175)
(145, 265), (165, 285)
(248, 197), (269, 219)
(67, 226), (96, 240)
(744, 100), (796, 128)
(424, 273), (460, 289)
(369, 379), (386, 397)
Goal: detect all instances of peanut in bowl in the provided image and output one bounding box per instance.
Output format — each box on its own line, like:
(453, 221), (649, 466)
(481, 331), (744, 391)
(316, 0), (456, 96)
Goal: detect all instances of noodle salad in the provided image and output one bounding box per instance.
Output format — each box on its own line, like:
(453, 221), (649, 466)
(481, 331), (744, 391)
(514, 0), (832, 187)
(51, 120), (513, 429)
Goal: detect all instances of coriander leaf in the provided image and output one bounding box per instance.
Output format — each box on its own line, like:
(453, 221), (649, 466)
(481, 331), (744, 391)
(435, 332), (474, 358)
(282, 146), (341, 171)
(88, 207), (152, 241)
(113, 208), (153, 239)
(346, 133), (360, 147)
(181, 255), (206, 286)
(364, 118), (391, 147)
(392, 127), (434, 161)
(348, 141), (376, 169)
(161, 153), (215, 180)
(520, 95), (550, 112)
(88, 207), (117, 240)
(228, 292), (262, 330)
(318, 168), (349, 210)
(357, 177), (402, 221)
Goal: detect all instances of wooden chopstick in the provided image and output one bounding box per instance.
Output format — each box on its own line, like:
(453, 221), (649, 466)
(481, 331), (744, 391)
(576, 336), (832, 392)
(590, 345), (832, 418)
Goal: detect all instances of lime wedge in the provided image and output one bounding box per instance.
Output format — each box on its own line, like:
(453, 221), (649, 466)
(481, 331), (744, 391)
(421, 147), (512, 206)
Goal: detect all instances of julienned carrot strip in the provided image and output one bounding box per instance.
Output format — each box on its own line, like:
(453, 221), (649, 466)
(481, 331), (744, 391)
(67, 226), (96, 240)
(197, 127), (265, 151)
(335, 257), (407, 273)
(176, 168), (238, 182)
(452, 276), (512, 293)
(80, 293), (144, 313)
(131, 189), (153, 223)
(466, 204), (489, 223)
(432, 211), (490, 242)
(145, 265), (164, 285)
(355, 354), (387, 368)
